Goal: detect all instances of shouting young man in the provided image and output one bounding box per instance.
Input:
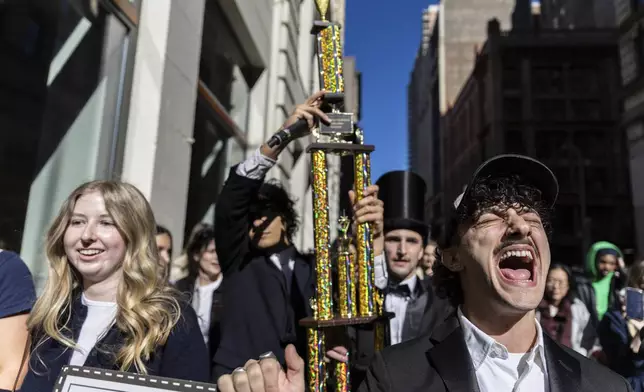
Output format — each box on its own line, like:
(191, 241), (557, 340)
(217, 154), (631, 392)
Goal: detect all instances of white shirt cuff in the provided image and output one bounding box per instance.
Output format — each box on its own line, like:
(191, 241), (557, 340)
(235, 148), (276, 180)
(374, 254), (388, 290)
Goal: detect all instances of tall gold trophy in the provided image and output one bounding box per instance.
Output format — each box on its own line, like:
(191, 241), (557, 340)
(298, 1), (386, 391)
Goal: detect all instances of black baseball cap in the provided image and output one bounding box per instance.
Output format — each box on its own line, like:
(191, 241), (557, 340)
(442, 154), (559, 247)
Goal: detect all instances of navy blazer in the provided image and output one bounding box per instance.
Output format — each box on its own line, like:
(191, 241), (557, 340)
(20, 293), (209, 391)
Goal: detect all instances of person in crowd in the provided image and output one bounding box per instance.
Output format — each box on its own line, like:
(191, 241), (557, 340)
(417, 240), (438, 279)
(175, 225), (223, 381)
(349, 171), (445, 390)
(217, 154), (631, 392)
(377, 170), (438, 345)
(576, 241), (626, 357)
(536, 263), (590, 355)
(599, 259), (644, 391)
(170, 222), (208, 283)
(20, 181), (209, 391)
(155, 224), (173, 281)
(211, 90), (386, 379)
(0, 250), (36, 391)
(577, 241), (626, 325)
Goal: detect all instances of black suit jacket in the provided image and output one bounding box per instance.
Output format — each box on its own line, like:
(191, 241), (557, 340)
(175, 276), (224, 374)
(212, 167), (315, 379)
(350, 280), (452, 390)
(358, 311), (632, 392)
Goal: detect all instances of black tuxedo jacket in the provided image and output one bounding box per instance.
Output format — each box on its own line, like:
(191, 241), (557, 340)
(349, 283), (452, 390)
(212, 167), (315, 379)
(358, 311), (632, 392)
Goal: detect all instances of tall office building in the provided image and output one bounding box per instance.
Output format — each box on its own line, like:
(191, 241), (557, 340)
(442, 20), (635, 262)
(615, 0), (644, 256)
(408, 5), (440, 223)
(0, 0), (343, 288)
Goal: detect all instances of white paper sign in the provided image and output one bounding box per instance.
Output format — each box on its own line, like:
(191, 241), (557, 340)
(54, 366), (218, 392)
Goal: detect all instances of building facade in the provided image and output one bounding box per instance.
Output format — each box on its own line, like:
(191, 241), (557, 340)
(408, 5), (440, 224)
(1, 0), (343, 288)
(615, 0), (644, 257)
(442, 20), (635, 264)
(541, 0), (617, 29)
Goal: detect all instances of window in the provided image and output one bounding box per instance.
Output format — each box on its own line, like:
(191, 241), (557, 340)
(573, 130), (607, 162)
(505, 131), (525, 154)
(503, 66), (521, 93)
(504, 98), (522, 121)
(568, 67), (598, 95)
(533, 99), (566, 121)
(569, 100), (602, 121)
(0, 0), (136, 274)
(535, 130), (567, 159)
(533, 67), (564, 95)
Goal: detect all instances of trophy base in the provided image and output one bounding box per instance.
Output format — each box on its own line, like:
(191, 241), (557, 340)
(307, 143), (375, 154)
(299, 313), (393, 328)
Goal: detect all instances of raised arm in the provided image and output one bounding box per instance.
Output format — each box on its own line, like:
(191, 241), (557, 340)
(215, 91), (330, 274)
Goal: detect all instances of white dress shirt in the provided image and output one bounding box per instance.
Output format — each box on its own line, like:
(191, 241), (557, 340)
(458, 307), (549, 392)
(193, 275), (223, 344)
(385, 274), (417, 346)
(236, 148), (388, 289)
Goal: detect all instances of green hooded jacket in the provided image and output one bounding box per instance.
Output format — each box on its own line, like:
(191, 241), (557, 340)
(585, 241), (623, 321)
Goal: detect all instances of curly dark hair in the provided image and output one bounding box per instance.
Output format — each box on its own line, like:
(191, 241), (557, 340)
(433, 174), (553, 307)
(249, 180), (300, 242)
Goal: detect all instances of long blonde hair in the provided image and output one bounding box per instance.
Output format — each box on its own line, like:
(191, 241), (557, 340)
(27, 181), (181, 373)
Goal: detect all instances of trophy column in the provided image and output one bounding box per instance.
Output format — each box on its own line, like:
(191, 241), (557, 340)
(300, 1), (386, 391)
(353, 147), (375, 317)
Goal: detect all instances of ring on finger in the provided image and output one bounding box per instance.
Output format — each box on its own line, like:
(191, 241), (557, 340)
(232, 367), (246, 375)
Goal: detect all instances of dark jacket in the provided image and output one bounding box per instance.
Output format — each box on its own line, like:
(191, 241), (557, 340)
(599, 310), (644, 392)
(175, 276), (224, 378)
(20, 294), (209, 392)
(350, 277), (451, 390)
(212, 167), (315, 378)
(358, 311), (632, 392)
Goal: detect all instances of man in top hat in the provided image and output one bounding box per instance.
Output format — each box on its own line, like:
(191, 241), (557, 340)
(375, 170), (437, 345)
(217, 154), (630, 392)
(349, 171), (447, 390)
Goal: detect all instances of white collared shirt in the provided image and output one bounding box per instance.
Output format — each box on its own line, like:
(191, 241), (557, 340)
(385, 275), (418, 346)
(193, 275), (223, 344)
(458, 307), (549, 392)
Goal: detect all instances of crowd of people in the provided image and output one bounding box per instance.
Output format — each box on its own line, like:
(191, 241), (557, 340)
(0, 91), (642, 392)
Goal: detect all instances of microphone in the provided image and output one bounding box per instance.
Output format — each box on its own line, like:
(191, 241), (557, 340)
(266, 118), (310, 148)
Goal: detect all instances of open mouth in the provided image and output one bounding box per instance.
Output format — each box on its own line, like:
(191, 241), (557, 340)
(497, 248), (536, 284)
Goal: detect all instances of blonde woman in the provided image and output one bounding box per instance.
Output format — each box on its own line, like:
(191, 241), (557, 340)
(20, 181), (209, 391)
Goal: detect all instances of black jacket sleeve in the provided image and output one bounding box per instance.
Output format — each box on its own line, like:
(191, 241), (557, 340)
(214, 166), (264, 275)
(356, 352), (392, 392)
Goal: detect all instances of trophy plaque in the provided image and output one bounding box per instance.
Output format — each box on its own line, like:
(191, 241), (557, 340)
(299, 1), (387, 391)
(53, 366), (218, 392)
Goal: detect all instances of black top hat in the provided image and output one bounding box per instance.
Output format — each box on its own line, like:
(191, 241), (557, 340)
(375, 171), (428, 237)
(442, 154), (559, 247)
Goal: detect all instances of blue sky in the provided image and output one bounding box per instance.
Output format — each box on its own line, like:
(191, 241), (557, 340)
(345, 0), (438, 181)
